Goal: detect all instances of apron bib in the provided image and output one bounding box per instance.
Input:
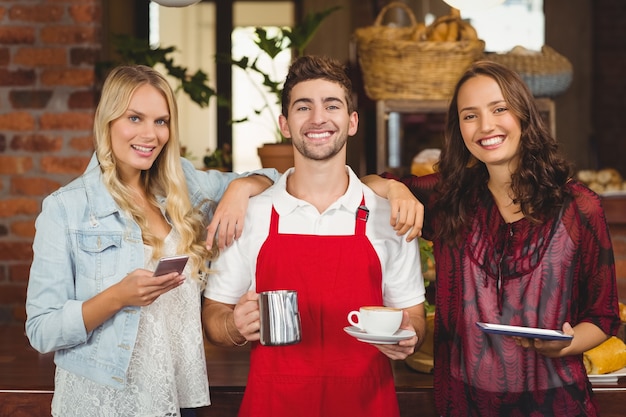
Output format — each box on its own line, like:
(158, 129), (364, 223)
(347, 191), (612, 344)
(238, 198), (399, 417)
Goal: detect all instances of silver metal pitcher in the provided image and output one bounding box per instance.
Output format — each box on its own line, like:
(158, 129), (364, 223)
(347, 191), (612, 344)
(258, 290), (302, 346)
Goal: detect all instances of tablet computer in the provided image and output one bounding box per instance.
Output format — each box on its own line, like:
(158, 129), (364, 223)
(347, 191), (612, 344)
(476, 322), (573, 341)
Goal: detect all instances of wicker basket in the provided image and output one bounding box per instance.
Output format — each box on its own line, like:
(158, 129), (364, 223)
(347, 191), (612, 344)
(482, 45), (573, 97)
(354, 2), (485, 101)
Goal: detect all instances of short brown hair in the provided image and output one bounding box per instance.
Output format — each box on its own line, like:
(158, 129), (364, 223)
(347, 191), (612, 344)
(281, 55), (354, 116)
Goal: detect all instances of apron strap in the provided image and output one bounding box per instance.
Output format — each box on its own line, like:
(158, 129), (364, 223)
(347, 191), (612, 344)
(269, 195), (368, 236)
(355, 195), (368, 236)
(269, 206), (280, 235)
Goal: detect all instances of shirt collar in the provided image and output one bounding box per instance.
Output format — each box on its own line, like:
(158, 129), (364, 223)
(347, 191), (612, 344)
(272, 166), (364, 216)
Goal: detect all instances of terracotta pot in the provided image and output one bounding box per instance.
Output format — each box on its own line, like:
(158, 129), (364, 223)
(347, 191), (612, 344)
(257, 143), (294, 173)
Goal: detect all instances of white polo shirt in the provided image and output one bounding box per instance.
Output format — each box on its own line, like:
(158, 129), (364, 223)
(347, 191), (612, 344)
(203, 166), (425, 309)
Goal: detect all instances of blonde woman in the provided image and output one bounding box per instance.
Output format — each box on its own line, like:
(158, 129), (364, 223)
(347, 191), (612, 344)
(25, 65), (278, 417)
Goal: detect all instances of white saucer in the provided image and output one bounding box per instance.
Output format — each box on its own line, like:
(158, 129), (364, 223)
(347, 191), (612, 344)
(343, 326), (416, 344)
(588, 367), (626, 385)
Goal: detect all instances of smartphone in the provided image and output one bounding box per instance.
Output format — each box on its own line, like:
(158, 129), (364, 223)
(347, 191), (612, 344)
(153, 255), (189, 277)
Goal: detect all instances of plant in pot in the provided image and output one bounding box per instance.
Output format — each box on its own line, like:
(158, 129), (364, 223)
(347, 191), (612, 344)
(203, 142), (233, 171)
(99, 34), (220, 109)
(228, 5), (341, 172)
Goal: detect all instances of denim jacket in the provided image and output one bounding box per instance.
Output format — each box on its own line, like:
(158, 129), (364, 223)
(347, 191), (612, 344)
(25, 153), (278, 388)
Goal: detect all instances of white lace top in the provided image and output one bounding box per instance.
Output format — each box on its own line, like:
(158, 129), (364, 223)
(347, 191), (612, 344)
(51, 230), (210, 417)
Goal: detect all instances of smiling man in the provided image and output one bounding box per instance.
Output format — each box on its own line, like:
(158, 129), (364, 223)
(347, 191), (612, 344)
(201, 55), (426, 417)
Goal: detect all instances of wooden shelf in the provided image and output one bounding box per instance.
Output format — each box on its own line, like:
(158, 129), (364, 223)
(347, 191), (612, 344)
(375, 98), (556, 173)
(2, 324), (626, 417)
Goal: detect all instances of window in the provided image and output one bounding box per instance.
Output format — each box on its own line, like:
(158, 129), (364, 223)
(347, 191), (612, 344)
(232, 2), (293, 172)
(151, 2), (218, 167)
(152, 1), (293, 171)
(460, 0), (544, 52)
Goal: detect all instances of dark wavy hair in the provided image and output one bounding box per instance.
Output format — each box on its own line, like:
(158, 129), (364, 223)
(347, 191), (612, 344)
(433, 60), (573, 243)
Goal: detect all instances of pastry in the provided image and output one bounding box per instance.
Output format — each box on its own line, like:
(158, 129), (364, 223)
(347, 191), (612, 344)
(583, 336), (626, 375)
(411, 148), (440, 176)
(576, 169), (596, 183)
(595, 168), (622, 185)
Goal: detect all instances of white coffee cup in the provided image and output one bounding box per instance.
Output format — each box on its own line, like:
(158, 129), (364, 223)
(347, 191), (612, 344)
(347, 306), (402, 335)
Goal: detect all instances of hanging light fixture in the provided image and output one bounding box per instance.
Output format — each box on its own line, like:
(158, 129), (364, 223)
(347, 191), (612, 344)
(151, 0), (201, 7)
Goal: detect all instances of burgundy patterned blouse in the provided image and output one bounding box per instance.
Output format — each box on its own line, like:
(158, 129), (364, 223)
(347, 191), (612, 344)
(392, 173), (621, 417)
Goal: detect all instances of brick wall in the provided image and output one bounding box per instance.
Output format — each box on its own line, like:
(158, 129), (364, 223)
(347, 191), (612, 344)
(0, 0), (100, 324)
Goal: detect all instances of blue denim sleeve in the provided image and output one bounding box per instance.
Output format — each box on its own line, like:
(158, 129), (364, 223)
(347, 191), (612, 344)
(25, 194), (89, 354)
(181, 156), (279, 203)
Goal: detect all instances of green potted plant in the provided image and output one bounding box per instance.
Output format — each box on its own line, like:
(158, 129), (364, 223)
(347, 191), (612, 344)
(228, 6), (341, 172)
(203, 142), (233, 171)
(99, 34), (221, 109)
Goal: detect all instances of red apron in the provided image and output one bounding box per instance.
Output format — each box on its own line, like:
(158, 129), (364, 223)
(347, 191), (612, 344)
(238, 198), (399, 417)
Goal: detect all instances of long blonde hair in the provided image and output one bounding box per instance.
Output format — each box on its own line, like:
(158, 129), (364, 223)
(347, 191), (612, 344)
(94, 65), (213, 282)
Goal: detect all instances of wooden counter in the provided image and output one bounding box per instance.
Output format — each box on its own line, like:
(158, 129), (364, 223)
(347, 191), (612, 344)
(2, 325), (626, 417)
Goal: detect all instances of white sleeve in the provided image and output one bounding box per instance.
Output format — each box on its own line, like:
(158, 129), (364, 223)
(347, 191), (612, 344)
(202, 196), (272, 304)
(363, 190), (426, 309)
(381, 235), (426, 309)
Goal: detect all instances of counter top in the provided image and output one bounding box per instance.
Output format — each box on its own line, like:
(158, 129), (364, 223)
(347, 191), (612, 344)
(2, 324), (625, 417)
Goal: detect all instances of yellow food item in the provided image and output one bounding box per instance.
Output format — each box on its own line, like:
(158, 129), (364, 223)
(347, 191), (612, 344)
(459, 22), (478, 41)
(510, 45), (541, 56)
(424, 8), (479, 43)
(411, 148), (440, 176)
(430, 21), (448, 41)
(575, 167), (626, 194)
(620, 302), (626, 322)
(411, 22), (427, 42)
(606, 183), (623, 192)
(596, 168), (623, 185)
(583, 336), (626, 375)
(576, 169), (597, 183)
(446, 20), (458, 41)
